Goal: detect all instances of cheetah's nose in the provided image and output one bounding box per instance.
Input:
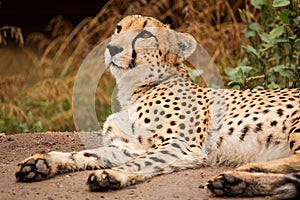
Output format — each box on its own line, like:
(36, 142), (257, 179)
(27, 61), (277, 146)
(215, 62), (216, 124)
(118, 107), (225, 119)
(107, 45), (124, 57)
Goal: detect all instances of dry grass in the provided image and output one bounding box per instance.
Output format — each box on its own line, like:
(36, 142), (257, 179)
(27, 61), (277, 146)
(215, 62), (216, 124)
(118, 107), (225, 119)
(0, 26), (24, 47)
(0, 0), (250, 134)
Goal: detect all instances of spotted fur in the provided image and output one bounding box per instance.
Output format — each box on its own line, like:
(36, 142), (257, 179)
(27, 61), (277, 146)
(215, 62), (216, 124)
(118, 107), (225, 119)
(16, 15), (300, 199)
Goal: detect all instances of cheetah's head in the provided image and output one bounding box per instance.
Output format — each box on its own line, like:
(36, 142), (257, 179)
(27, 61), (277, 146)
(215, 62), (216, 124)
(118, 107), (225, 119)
(105, 15), (197, 81)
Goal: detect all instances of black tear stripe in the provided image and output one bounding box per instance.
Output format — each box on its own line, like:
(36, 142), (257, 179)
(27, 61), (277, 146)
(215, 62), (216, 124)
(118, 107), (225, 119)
(129, 30), (158, 69)
(129, 50), (136, 68)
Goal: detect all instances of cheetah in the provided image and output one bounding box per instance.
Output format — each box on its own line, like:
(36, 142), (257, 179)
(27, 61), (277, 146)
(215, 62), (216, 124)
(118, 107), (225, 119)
(16, 15), (300, 199)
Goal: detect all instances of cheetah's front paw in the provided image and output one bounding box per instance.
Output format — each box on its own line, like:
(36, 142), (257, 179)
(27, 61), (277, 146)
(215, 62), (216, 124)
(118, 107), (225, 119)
(87, 169), (128, 191)
(16, 154), (52, 182)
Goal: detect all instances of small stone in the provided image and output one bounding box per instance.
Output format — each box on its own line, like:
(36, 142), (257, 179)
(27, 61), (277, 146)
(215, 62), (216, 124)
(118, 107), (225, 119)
(0, 133), (6, 139)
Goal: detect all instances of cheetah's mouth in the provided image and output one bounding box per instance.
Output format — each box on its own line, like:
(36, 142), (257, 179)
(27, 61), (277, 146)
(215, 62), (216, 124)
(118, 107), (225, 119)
(110, 61), (124, 69)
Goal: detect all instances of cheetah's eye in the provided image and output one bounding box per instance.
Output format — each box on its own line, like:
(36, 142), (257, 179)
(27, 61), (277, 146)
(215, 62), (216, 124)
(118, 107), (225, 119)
(138, 30), (154, 39)
(142, 32), (152, 39)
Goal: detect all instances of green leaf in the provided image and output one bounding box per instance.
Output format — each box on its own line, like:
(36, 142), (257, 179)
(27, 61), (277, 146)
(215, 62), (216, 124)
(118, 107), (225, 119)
(251, 0), (268, 9)
(261, 43), (274, 52)
(255, 85), (265, 89)
(279, 9), (290, 25)
(289, 35), (297, 40)
(249, 22), (261, 32)
(186, 67), (203, 83)
(242, 45), (259, 56)
(294, 16), (300, 24)
(243, 29), (256, 38)
(275, 38), (289, 43)
(259, 32), (272, 43)
(294, 39), (300, 50)
(272, 0), (290, 7)
(225, 66), (254, 76)
(227, 81), (242, 89)
(269, 26), (285, 39)
(190, 69), (203, 77)
(267, 82), (281, 89)
(271, 65), (293, 77)
(225, 66), (254, 83)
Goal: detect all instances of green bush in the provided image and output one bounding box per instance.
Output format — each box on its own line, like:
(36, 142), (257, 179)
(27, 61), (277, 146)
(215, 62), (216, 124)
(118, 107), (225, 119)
(226, 0), (300, 89)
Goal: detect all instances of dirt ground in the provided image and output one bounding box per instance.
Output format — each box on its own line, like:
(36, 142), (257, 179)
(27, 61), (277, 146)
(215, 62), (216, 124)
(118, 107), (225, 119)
(0, 132), (268, 200)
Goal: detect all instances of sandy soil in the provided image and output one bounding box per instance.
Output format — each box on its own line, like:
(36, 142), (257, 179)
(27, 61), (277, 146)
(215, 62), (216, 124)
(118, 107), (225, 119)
(0, 132), (268, 200)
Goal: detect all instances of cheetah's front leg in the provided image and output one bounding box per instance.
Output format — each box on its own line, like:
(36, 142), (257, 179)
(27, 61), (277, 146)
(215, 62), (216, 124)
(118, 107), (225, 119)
(87, 138), (201, 191)
(16, 146), (136, 182)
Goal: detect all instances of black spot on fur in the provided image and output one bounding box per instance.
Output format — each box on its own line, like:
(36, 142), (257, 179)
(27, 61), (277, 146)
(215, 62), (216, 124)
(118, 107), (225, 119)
(277, 108), (284, 117)
(290, 140), (295, 149)
(149, 157), (166, 163)
(228, 127), (234, 135)
(138, 136), (143, 144)
(133, 163), (141, 171)
(270, 121), (278, 126)
(144, 118), (151, 123)
(179, 123), (185, 129)
(217, 137), (223, 148)
(255, 123), (263, 132)
(145, 161), (152, 166)
(171, 143), (181, 149)
(266, 134), (273, 147)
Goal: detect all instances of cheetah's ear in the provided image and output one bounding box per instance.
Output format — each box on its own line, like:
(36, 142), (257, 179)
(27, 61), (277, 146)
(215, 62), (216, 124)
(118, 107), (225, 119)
(176, 32), (197, 59)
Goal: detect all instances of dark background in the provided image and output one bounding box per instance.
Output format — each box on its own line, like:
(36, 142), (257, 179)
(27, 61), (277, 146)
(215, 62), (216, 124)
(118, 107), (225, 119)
(0, 0), (107, 36)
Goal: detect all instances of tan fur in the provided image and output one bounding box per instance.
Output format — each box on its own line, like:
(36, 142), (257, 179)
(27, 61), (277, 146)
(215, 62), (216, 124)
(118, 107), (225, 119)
(16, 15), (300, 199)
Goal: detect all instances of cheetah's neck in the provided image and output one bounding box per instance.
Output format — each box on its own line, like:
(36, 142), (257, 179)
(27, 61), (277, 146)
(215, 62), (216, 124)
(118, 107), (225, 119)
(116, 63), (188, 108)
